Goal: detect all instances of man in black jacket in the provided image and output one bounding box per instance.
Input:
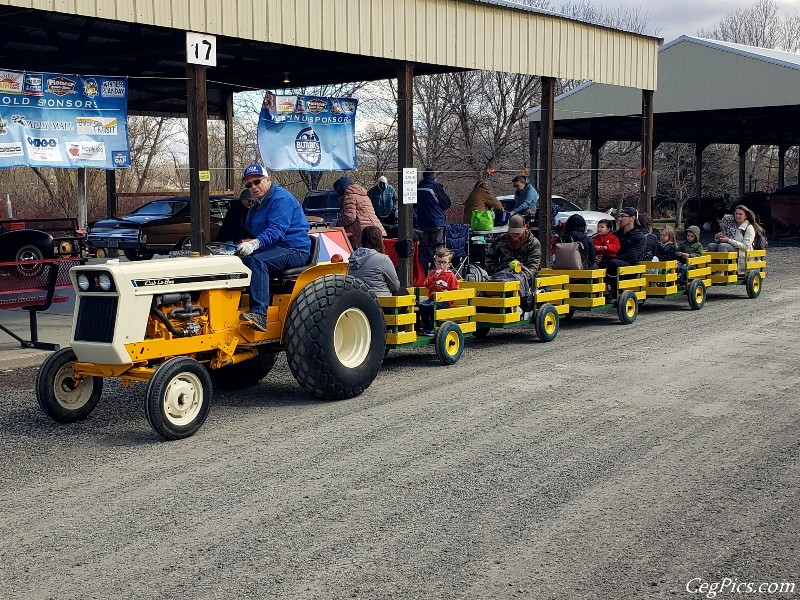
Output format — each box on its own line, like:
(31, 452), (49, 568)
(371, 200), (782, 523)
(217, 188), (254, 243)
(602, 206), (646, 294)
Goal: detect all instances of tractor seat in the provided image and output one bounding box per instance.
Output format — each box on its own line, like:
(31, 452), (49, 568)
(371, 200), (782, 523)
(272, 234), (320, 279)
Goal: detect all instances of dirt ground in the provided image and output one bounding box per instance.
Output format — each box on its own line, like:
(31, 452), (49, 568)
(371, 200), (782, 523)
(0, 247), (798, 600)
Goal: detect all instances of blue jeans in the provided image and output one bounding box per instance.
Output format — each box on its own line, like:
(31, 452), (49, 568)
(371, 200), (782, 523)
(418, 299), (449, 330)
(243, 246), (308, 314)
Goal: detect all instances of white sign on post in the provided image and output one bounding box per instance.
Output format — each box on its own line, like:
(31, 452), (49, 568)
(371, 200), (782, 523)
(402, 168), (418, 204)
(186, 32), (217, 67)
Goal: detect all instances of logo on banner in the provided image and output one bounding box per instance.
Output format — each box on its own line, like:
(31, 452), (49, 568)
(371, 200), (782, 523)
(112, 150), (130, 167)
(84, 78), (99, 98)
(12, 115), (48, 130)
(0, 117), (7, 135)
(277, 97), (295, 114)
(76, 117), (118, 135)
(0, 71), (23, 94)
(23, 73), (44, 96)
(262, 92), (276, 111)
(0, 142), (24, 157)
(25, 136), (63, 162)
(307, 98), (327, 114)
(295, 127), (322, 167)
(66, 141), (106, 160)
(47, 76), (77, 96)
(101, 80), (126, 98)
(341, 100), (357, 114)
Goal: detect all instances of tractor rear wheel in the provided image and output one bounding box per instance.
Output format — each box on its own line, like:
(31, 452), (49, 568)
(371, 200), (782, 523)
(285, 275), (385, 400)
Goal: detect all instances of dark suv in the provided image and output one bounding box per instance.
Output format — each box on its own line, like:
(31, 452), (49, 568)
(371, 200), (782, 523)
(302, 190), (340, 224)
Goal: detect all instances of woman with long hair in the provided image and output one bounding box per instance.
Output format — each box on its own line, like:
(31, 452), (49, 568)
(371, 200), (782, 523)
(706, 205), (760, 273)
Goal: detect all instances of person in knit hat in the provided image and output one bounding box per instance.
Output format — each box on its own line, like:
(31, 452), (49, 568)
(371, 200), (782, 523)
(366, 175), (399, 226)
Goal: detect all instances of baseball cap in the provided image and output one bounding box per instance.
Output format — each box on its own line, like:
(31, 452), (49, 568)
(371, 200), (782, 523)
(619, 207), (638, 217)
(507, 214), (526, 234)
(511, 175), (526, 184)
(242, 164), (266, 180)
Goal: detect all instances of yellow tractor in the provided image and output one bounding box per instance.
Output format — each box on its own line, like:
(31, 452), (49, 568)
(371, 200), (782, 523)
(35, 244), (386, 440)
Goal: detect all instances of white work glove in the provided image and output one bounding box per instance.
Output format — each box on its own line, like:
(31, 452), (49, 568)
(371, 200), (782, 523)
(236, 239), (261, 257)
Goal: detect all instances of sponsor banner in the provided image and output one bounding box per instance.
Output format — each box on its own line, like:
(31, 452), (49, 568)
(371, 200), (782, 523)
(0, 69), (129, 169)
(257, 92), (357, 171)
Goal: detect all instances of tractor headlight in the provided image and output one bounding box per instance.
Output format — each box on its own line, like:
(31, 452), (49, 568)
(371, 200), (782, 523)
(98, 273), (112, 291)
(77, 274), (90, 291)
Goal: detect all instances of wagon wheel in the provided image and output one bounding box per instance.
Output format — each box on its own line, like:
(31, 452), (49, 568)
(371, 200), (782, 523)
(687, 279), (706, 310)
(617, 290), (638, 325)
(534, 303), (559, 342)
(745, 270), (762, 299)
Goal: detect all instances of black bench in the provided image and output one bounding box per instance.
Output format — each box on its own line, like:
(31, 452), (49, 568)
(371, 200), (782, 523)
(0, 257), (81, 350)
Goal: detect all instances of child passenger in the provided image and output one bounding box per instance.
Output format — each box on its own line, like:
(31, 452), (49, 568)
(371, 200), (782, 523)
(418, 247), (459, 335)
(676, 225), (703, 284)
(655, 226), (678, 261)
(593, 219), (620, 263)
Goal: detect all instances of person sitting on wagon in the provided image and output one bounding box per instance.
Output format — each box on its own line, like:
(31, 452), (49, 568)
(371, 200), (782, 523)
(557, 214), (596, 269)
(485, 215), (541, 277)
(600, 207), (647, 295)
(334, 176), (386, 248)
(593, 219), (620, 263)
(675, 225), (704, 284)
(348, 226), (402, 297)
(705, 204), (759, 274)
(418, 247), (459, 335)
(235, 164), (311, 332)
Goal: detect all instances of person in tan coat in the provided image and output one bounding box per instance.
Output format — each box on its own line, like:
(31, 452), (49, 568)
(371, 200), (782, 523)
(462, 179), (504, 224)
(333, 176), (386, 248)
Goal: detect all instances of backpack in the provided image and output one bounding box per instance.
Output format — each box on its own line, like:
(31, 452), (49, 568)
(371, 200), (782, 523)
(753, 230), (768, 251)
(463, 263), (489, 282)
(489, 267), (535, 311)
(552, 238), (586, 270)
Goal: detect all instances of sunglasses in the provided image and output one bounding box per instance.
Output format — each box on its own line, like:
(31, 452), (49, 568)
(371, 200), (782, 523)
(434, 260), (450, 265)
(243, 178), (263, 189)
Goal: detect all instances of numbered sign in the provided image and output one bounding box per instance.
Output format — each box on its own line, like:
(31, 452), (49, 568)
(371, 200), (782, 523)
(186, 32), (217, 67)
(402, 168), (418, 205)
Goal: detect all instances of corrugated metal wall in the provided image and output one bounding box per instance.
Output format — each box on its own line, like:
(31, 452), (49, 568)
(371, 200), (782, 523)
(1, 0), (658, 89)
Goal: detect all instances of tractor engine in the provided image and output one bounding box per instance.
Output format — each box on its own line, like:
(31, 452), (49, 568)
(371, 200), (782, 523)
(69, 255), (250, 365)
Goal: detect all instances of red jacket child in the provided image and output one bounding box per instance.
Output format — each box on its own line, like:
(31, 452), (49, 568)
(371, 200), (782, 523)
(593, 221), (621, 261)
(424, 268), (459, 298)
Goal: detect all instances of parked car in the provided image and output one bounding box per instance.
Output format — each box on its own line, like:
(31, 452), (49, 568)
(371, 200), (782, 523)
(302, 189), (340, 225)
(498, 194), (613, 235)
(87, 195), (231, 261)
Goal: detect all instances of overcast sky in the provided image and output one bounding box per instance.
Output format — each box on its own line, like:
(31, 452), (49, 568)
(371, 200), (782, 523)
(613, 0), (800, 42)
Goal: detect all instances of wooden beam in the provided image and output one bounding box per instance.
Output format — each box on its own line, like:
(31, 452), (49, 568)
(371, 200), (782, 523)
(640, 89), (654, 215)
(396, 63), (414, 287)
(590, 140), (603, 211)
(105, 169), (117, 218)
(225, 91), (235, 192)
(538, 77), (555, 258)
(186, 63), (210, 254)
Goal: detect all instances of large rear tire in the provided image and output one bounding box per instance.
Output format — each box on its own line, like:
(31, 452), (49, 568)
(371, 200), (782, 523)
(285, 275), (385, 400)
(123, 249), (155, 261)
(208, 351), (278, 390)
(36, 347), (103, 422)
(145, 357), (211, 440)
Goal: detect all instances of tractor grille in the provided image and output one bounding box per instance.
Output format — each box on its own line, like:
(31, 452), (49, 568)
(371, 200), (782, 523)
(74, 296), (118, 343)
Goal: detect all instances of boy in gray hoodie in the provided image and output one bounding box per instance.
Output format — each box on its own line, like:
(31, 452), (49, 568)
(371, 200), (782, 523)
(676, 225), (704, 284)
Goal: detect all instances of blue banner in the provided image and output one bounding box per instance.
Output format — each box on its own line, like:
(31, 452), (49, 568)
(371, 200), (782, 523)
(0, 70), (130, 169)
(258, 92), (357, 171)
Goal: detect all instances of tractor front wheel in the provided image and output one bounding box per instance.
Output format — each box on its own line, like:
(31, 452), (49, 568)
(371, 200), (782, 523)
(36, 347), (103, 423)
(145, 357), (211, 440)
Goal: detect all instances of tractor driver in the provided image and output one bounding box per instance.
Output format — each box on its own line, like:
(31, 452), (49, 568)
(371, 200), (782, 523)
(236, 164), (311, 331)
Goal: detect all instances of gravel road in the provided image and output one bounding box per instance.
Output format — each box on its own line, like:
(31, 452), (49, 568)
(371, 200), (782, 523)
(1, 247), (798, 600)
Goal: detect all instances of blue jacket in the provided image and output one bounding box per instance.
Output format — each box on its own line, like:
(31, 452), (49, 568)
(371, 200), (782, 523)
(514, 183), (539, 213)
(245, 183), (310, 252)
(416, 177), (451, 228)
(367, 184), (398, 218)
(613, 226), (647, 264)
